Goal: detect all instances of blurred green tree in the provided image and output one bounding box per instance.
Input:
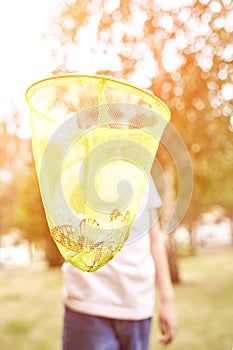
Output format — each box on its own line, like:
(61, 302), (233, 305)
(0, 109), (63, 266)
(0, 109), (24, 235)
(47, 0), (233, 213)
(14, 160), (64, 266)
(45, 0), (233, 279)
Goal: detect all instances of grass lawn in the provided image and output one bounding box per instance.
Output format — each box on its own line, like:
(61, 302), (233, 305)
(0, 249), (232, 350)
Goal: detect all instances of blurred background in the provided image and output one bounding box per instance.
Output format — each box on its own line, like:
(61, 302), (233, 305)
(0, 0), (232, 349)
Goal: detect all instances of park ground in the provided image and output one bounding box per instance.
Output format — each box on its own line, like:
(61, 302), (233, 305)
(0, 247), (232, 350)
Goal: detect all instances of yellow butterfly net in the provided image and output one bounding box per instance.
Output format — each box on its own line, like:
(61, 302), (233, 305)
(25, 74), (170, 271)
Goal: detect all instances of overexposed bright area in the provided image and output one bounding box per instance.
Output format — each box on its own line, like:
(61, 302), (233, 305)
(0, 0), (232, 137)
(0, 0), (58, 136)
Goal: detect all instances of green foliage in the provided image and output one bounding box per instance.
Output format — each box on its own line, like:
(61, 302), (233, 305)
(0, 121), (24, 234)
(0, 115), (63, 266)
(47, 0), (233, 225)
(13, 164), (64, 266)
(14, 166), (48, 241)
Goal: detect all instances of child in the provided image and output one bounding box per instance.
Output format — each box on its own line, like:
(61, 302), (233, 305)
(62, 175), (177, 350)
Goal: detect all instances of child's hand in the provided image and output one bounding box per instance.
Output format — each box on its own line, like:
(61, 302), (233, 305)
(158, 299), (177, 345)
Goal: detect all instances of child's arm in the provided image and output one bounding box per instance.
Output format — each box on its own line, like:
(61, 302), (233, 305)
(149, 208), (177, 345)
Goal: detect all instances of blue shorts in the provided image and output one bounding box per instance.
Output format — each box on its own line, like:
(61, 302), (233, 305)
(63, 306), (152, 350)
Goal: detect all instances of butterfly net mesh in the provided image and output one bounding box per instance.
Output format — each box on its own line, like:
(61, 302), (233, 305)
(26, 74), (170, 271)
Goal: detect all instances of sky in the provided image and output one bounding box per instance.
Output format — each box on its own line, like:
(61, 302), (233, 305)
(0, 0), (193, 106)
(0, 0), (232, 137)
(0, 0), (58, 136)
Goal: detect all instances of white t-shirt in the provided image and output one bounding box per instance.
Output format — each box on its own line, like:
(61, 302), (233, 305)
(62, 176), (162, 320)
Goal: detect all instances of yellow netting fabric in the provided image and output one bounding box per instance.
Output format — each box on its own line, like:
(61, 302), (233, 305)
(25, 74), (170, 271)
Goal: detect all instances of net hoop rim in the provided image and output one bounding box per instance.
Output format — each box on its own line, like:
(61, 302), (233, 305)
(25, 73), (171, 123)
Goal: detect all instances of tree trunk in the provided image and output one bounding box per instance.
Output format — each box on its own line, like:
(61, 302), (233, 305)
(187, 220), (197, 255)
(167, 230), (180, 284)
(228, 214), (233, 247)
(42, 235), (64, 267)
(160, 164), (180, 284)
